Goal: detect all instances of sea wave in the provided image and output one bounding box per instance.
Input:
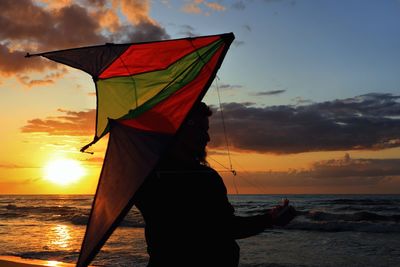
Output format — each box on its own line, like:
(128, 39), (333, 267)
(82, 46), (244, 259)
(286, 220), (400, 233)
(333, 205), (400, 213)
(67, 213), (144, 227)
(4, 204), (83, 214)
(284, 209), (400, 233)
(1, 203), (145, 227)
(3, 198), (400, 232)
(305, 210), (400, 222)
(316, 198), (400, 206)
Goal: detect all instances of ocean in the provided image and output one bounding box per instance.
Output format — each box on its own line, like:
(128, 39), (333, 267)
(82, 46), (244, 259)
(0, 194), (399, 267)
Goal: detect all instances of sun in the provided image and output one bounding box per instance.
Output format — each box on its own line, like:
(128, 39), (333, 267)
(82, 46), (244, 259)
(44, 159), (85, 185)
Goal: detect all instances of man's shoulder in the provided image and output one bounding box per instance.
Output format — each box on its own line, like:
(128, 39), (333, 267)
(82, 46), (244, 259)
(198, 164), (220, 175)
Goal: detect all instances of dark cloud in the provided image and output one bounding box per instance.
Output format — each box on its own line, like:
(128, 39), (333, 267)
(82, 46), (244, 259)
(0, 0), (53, 41)
(114, 22), (170, 43)
(218, 83), (243, 90)
(177, 25), (198, 37)
(209, 93), (400, 153)
(310, 154), (400, 181)
(0, 0), (169, 80)
(254, 90), (286, 96)
(291, 96), (313, 105)
(229, 154), (400, 188)
(20, 93), (400, 154)
(0, 0), (105, 75)
(21, 108), (95, 136)
(85, 0), (108, 7)
(0, 43), (54, 75)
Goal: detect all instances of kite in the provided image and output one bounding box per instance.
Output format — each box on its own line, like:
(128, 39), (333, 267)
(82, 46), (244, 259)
(26, 32), (234, 266)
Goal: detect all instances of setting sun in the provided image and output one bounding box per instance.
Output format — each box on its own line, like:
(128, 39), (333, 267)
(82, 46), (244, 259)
(44, 159), (85, 185)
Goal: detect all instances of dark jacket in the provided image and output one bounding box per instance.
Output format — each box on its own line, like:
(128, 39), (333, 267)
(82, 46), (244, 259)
(135, 161), (269, 267)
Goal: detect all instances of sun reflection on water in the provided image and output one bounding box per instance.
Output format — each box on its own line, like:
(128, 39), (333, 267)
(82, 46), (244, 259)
(48, 224), (71, 249)
(45, 260), (68, 266)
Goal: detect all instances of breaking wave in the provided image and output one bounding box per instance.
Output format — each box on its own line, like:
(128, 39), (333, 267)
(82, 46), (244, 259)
(1, 204), (145, 227)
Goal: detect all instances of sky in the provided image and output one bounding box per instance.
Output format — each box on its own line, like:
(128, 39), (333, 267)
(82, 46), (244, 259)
(1, 0), (400, 194)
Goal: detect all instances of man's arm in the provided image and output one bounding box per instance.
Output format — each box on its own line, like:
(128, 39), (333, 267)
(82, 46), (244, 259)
(229, 205), (296, 240)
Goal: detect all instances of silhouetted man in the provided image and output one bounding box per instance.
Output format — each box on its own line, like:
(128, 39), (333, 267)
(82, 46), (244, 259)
(135, 102), (296, 267)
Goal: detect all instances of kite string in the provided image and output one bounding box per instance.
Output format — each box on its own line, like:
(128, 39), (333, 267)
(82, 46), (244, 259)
(215, 78), (236, 176)
(188, 39), (236, 177)
(208, 156), (239, 195)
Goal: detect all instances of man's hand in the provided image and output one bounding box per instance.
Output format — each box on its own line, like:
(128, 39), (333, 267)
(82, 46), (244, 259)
(269, 199), (296, 227)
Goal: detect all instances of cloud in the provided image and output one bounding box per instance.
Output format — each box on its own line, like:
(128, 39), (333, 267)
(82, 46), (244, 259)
(20, 93), (400, 155)
(0, 163), (24, 169)
(119, 0), (156, 25)
(0, 163), (38, 169)
(97, 7), (122, 32)
(233, 40), (245, 47)
(16, 68), (68, 87)
(291, 96), (313, 105)
(243, 24), (252, 32)
(16, 76), (54, 87)
(0, 0), (169, 83)
(254, 89), (286, 96)
(115, 22), (169, 43)
(229, 154), (400, 189)
(231, 1), (246, 10)
(37, 0), (73, 9)
(181, 0), (227, 15)
(218, 83), (243, 91)
(0, 1), (105, 50)
(0, 43), (55, 75)
(209, 93), (400, 153)
(204, 2), (226, 11)
(0, 177), (42, 186)
(181, 1), (203, 14)
(21, 108), (96, 136)
(231, 0), (285, 11)
(309, 153), (400, 182)
(83, 157), (104, 162)
(81, 157), (105, 165)
(177, 25), (198, 37)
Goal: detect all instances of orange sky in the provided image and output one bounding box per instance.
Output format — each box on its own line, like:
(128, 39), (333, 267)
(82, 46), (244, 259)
(1, 0), (400, 194)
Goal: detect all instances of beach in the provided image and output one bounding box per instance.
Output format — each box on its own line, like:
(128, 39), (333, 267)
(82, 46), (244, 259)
(1, 194), (399, 266)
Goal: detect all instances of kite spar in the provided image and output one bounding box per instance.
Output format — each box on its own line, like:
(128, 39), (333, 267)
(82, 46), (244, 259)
(26, 33), (234, 266)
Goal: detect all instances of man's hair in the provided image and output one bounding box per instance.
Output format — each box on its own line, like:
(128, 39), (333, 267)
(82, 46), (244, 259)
(161, 102), (212, 167)
(188, 102), (212, 120)
(189, 102), (211, 165)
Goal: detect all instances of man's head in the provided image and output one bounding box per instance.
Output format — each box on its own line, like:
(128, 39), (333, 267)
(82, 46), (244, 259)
(170, 102), (212, 164)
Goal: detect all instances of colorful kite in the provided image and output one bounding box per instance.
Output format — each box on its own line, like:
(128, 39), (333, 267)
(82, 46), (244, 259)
(26, 33), (234, 266)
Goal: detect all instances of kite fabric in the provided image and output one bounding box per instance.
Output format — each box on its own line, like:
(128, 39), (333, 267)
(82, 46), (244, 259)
(26, 32), (234, 266)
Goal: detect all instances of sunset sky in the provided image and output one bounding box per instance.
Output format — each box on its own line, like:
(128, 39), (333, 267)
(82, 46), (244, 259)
(1, 0), (400, 194)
